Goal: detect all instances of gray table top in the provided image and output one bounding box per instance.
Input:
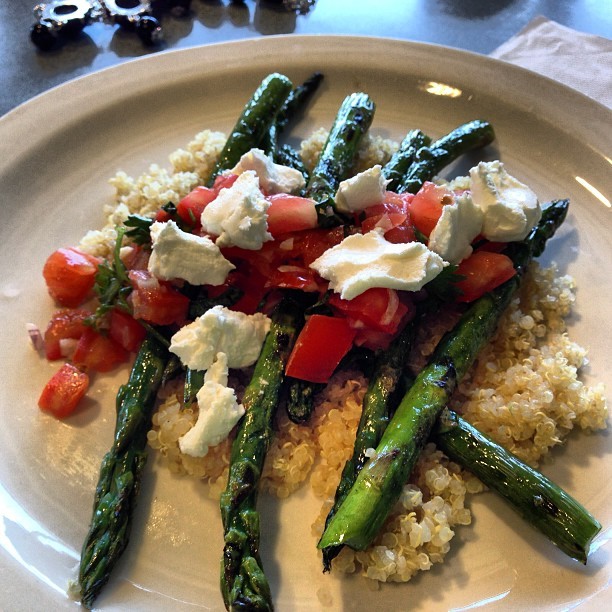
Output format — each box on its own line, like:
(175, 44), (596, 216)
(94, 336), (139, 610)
(1, 0), (611, 117)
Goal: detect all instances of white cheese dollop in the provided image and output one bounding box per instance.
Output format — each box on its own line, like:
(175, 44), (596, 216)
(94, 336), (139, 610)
(310, 229), (446, 300)
(335, 165), (389, 213)
(428, 193), (484, 264)
(178, 352), (245, 457)
(148, 220), (235, 286)
(231, 148), (306, 194)
(200, 170), (273, 250)
(169, 305), (271, 371)
(470, 161), (541, 242)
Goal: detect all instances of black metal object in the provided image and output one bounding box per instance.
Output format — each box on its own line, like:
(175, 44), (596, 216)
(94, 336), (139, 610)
(30, 0), (190, 49)
(30, 0), (316, 50)
(31, 0), (95, 50)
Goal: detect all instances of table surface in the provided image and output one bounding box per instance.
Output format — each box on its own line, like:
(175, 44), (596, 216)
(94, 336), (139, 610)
(2, 0), (611, 117)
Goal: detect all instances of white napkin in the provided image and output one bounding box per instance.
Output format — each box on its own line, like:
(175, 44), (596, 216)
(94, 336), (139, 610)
(490, 15), (612, 108)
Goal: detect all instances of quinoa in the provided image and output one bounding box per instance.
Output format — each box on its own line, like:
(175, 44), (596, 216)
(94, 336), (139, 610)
(78, 130), (226, 258)
(87, 125), (607, 586)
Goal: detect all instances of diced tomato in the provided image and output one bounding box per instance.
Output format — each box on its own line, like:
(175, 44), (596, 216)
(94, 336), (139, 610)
(383, 190), (413, 212)
(454, 251), (517, 302)
(223, 226), (345, 299)
(384, 223), (418, 244)
(128, 270), (189, 326)
(42, 247), (100, 307)
(329, 287), (410, 335)
(361, 212), (416, 243)
(286, 314), (356, 383)
(361, 210), (407, 233)
(109, 309), (146, 352)
(73, 327), (129, 372)
(286, 226), (346, 266)
(266, 194), (318, 238)
(223, 240), (278, 277)
(177, 186), (218, 228)
(38, 363), (90, 419)
(408, 182), (454, 238)
(223, 226), (346, 307)
(120, 244), (150, 271)
(267, 265), (320, 292)
(44, 309), (91, 360)
(361, 191), (416, 243)
(155, 209), (172, 222)
(353, 327), (396, 351)
(212, 173), (239, 193)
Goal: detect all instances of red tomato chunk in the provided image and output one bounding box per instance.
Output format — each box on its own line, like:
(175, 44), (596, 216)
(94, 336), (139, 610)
(454, 251), (517, 302)
(212, 173), (239, 193)
(38, 363), (90, 419)
(42, 247), (99, 307)
(408, 182), (454, 238)
(109, 309), (147, 353)
(73, 327), (129, 372)
(280, 226), (346, 267)
(266, 194), (318, 238)
(176, 186), (218, 228)
(128, 270), (189, 326)
(285, 314), (356, 383)
(361, 191), (416, 243)
(44, 309), (91, 360)
(222, 269), (269, 315)
(268, 265), (320, 293)
(329, 287), (410, 335)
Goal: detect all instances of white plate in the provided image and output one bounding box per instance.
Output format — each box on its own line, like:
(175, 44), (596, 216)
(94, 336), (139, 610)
(0, 36), (610, 611)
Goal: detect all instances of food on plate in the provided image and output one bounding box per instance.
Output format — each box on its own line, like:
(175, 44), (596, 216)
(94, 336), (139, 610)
(78, 335), (169, 606)
(34, 72), (607, 610)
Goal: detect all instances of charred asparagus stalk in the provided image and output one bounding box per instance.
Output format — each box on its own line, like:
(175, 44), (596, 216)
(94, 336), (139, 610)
(321, 308), (421, 569)
(207, 72), (294, 185)
(262, 71), (324, 162)
(382, 129), (431, 192)
(284, 92), (376, 420)
(432, 409), (601, 563)
(78, 334), (170, 608)
(305, 92), (376, 224)
(398, 120), (495, 194)
(220, 296), (302, 611)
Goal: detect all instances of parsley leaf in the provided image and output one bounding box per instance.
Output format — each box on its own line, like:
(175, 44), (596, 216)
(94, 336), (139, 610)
(86, 226), (132, 329)
(124, 214), (154, 246)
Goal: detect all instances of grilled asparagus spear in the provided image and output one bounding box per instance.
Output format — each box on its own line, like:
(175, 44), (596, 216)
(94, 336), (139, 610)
(78, 335), (170, 608)
(305, 92), (376, 224)
(220, 296), (302, 611)
(432, 408), (601, 563)
(207, 72), (294, 185)
(398, 120), (495, 194)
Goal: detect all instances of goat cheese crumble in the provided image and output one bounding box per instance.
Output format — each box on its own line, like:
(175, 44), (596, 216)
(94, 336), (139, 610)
(335, 165), (389, 213)
(170, 305), (271, 372)
(178, 352), (245, 458)
(201, 170), (273, 250)
(310, 229), (446, 300)
(231, 148), (306, 194)
(428, 193), (483, 265)
(470, 160), (541, 242)
(170, 308), (271, 458)
(148, 220), (235, 285)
